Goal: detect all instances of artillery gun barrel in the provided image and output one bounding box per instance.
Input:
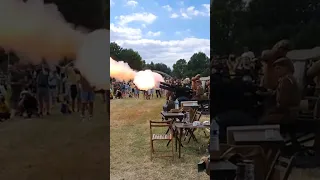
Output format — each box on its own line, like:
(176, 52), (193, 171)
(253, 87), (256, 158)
(160, 81), (175, 88)
(159, 84), (174, 92)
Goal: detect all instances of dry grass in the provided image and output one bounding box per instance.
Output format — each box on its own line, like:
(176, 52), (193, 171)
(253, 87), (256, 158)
(110, 98), (320, 180)
(0, 98), (109, 180)
(0, 96), (318, 180)
(110, 98), (209, 180)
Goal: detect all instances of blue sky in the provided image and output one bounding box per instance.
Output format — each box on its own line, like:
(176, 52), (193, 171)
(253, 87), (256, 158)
(110, 0), (210, 67)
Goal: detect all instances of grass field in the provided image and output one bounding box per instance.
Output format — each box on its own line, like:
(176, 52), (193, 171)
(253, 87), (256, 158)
(0, 98), (109, 180)
(110, 98), (320, 180)
(110, 98), (209, 180)
(0, 96), (319, 180)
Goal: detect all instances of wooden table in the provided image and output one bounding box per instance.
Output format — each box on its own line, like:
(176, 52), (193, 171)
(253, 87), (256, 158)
(233, 130), (284, 171)
(209, 160), (237, 180)
(161, 111), (184, 121)
(175, 123), (210, 158)
(181, 101), (199, 109)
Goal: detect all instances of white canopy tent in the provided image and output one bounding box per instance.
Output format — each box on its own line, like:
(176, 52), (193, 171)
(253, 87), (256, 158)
(287, 47), (320, 88)
(200, 76), (210, 88)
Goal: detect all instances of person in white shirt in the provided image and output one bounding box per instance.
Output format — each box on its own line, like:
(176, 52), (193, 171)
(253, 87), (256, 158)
(241, 47), (255, 60)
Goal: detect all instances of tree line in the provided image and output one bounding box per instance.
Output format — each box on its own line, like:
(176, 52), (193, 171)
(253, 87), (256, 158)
(110, 42), (210, 79)
(211, 0), (320, 56)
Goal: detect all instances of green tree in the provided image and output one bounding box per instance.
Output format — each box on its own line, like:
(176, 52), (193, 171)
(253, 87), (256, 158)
(110, 42), (122, 61)
(186, 52), (210, 77)
(119, 48), (143, 70)
(154, 63), (172, 75)
(211, 0), (320, 55)
(172, 59), (187, 78)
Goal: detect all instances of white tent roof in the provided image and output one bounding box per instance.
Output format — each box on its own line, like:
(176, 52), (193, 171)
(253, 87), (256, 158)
(287, 47), (320, 61)
(200, 76), (210, 81)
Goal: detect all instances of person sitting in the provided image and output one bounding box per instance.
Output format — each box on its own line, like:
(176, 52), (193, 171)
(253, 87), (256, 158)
(115, 88), (122, 99)
(61, 96), (72, 114)
(259, 57), (301, 124)
(19, 88), (39, 118)
(0, 95), (10, 121)
(215, 57), (300, 142)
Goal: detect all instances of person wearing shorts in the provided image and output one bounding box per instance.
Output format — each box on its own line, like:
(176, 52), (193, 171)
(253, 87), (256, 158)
(79, 74), (95, 121)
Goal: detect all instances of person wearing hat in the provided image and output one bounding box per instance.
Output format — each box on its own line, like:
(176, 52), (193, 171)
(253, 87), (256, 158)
(261, 40), (292, 90)
(260, 57), (301, 124)
(193, 79), (204, 100)
(191, 74), (201, 92)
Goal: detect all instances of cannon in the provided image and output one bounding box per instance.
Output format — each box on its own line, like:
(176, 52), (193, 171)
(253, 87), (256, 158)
(159, 82), (193, 101)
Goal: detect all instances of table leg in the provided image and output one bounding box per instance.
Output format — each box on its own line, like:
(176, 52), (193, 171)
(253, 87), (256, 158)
(175, 128), (178, 152)
(179, 128), (182, 158)
(188, 129), (198, 143)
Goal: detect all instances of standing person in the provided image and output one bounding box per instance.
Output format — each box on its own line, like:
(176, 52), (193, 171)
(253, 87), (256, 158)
(135, 86), (140, 98)
(150, 88), (154, 99)
(79, 74), (95, 121)
(193, 80), (205, 100)
(36, 64), (50, 115)
(155, 86), (161, 98)
(65, 63), (80, 112)
(121, 82), (126, 97)
(49, 70), (59, 107)
(8, 64), (25, 119)
(130, 81), (135, 97)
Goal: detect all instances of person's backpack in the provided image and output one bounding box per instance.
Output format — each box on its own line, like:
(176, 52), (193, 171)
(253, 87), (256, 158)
(37, 72), (49, 87)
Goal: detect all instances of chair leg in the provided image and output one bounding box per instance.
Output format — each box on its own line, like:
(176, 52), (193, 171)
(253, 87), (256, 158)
(171, 138), (174, 160)
(165, 128), (170, 134)
(187, 129), (198, 143)
(203, 130), (207, 136)
(184, 129), (189, 141)
(150, 140), (154, 160)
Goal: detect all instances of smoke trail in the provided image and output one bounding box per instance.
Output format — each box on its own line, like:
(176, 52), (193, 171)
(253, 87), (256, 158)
(0, 0), (84, 62)
(110, 57), (164, 90)
(0, 0), (109, 89)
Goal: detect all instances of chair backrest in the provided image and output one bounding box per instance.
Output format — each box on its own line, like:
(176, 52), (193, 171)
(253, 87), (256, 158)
(149, 120), (173, 133)
(266, 151), (295, 180)
(191, 111), (202, 123)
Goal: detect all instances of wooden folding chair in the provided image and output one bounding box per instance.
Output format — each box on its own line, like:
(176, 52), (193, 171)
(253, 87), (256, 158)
(184, 111), (203, 143)
(150, 120), (174, 160)
(266, 150), (295, 180)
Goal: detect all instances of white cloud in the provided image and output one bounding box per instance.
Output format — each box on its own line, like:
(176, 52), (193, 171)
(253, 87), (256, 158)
(141, 24), (146, 28)
(115, 13), (157, 26)
(126, 0), (138, 7)
(172, 4), (210, 19)
(202, 4), (210, 12)
(110, 23), (142, 40)
(180, 12), (191, 19)
(170, 13), (179, 18)
(202, 4), (210, 16)
(110, 25), (209, 67)
(162, 5), (172, 12)
(146, 31), (161, 37)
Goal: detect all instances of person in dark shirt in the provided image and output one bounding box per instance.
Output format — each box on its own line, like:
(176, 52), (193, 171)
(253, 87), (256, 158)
(36, 64), (50, 115)
(9, 64), (25, 119)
